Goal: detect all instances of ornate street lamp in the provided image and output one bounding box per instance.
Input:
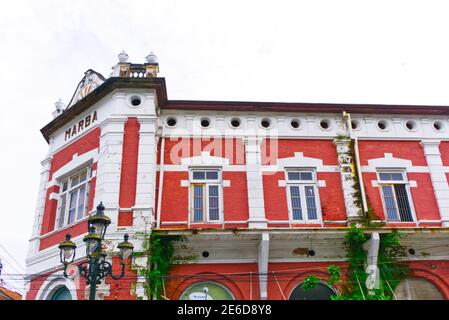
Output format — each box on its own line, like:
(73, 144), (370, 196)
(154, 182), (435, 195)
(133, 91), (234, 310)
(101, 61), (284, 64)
(59, 202), (134, 300)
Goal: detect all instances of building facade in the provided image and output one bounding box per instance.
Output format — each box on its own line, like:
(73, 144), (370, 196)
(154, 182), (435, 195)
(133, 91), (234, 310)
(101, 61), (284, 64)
(25, 52), (449, 300)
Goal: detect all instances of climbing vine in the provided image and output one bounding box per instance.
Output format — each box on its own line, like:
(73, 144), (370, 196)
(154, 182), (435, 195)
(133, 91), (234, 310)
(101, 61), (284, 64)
(133, 232), (197, 300)
(301, 226), (409, 300)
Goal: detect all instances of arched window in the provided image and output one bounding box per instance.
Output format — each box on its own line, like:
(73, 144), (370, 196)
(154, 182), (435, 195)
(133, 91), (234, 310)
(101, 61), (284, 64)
(50, 286), (72, 300)
(289, 282), (336, 300)
(394, 277), (444, 300)
(180, 282), (234, 300)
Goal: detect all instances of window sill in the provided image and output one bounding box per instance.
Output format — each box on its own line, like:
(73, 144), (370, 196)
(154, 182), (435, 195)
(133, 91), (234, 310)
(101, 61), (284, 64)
(40, 216), (90, 239)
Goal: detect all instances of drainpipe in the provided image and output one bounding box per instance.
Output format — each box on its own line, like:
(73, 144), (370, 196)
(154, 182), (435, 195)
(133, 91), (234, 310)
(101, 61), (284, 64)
(343, 111), (368, 215)
(156, 126), (165, 229)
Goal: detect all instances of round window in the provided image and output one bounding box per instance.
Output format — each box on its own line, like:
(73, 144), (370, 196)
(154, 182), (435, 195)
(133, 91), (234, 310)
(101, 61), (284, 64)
(290, 119), (301, 129)
(130, 96), (142, 107)
(180, 282), (234, 300)
(166, 117), (177, 127)
(230, 118), (241, 128)
(201, 118), (211, 128)
(51, 286), (72, 300)
(289, 282), (336, 300)
(377, 120), (388, 131)
(261, 118), (271, 128)
(319, 119), (331, 130)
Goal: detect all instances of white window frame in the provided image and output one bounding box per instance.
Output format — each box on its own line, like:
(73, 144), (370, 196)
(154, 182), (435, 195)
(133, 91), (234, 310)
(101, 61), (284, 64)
(189, 168), (223, 224)
(55, 166), (92, 230)
(377, 169), (417, 222)
(285, 168), (322, 223)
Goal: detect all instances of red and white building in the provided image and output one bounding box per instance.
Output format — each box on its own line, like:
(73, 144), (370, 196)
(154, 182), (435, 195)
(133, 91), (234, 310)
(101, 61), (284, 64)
(25, 52), (449, 300)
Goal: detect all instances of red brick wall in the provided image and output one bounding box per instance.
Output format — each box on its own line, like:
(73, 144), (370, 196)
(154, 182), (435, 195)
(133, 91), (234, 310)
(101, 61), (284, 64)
(358, 140), (427, 166)
(268, 262), (347, 300)
(118, 118), (140, 226)
(223, 172), (249, 224)
(26, 268), (87, 300)
(104, 257), (137, 300)
(359, 140), (440, 223)
(163, 138), (245, 165)
(40, 128), (100, 243)
(262, 139), (346, 224)
(166, 263), (257, 300)
(262, 139), (339, 165)
(160, 172), (189, 225)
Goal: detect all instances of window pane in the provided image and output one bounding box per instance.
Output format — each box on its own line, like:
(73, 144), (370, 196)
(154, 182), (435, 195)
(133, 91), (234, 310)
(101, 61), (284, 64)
(62, 181), (68, 192)
(79, 171), (87, 183)
(288, 172), (313, 181)
(300, 172), (313, 180)
(206, 171), (218, 180)
(208, 185), (219, 220)
(382, 185), (398, 221)
(193, 185), (204, 222)
(394, 184), (413, 222)
(193, 171), (205, 180)
(71, 175), (80, 187)
(288, 172), (301, 181)
(77, 186), (86, 220)
(305, 186), (318, 220)
(379, 173), (391, 181)
(67, 191), (78, 224)
(57, 194), (67, 228)
(379, 172), (404, 181)
(290, 186), (302, 220)
(391, 172), (404, 181)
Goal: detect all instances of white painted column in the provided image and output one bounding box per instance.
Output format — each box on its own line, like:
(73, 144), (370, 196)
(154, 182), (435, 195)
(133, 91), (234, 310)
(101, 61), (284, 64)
(421, 140), (449, 226)
(363, 232), (380, 293)
(258, 232), (269, 300)
(133, 116), (158, 230)
(27, 156), (52, 258)
(245, 134), (267, 228)
(334, 139), (362, 223)
(93, 117), (127, 231)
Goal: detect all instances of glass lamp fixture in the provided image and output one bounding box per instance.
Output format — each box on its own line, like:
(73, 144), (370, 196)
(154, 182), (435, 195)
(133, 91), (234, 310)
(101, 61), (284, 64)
(83, 226), (102, 256)
(58, 233), (77, 265)
(117, 234), (134, 262)
(88, 202), (111, 239)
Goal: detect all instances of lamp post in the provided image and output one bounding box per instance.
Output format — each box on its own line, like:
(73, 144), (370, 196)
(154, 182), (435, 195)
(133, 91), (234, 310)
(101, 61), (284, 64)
(58, 202), (134, 300)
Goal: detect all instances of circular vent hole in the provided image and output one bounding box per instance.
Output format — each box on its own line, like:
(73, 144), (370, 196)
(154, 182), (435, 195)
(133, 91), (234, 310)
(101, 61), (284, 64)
(201, 118), (210, 128)
(261, 118), (271, 128)
(166, 117), (177, 127)
(377, 120), (388, 130)
(351, 120), (359, 130)
(308, 250), (316, 257)
(408, 248), (416, 255)
(291, 119), (300, 129)
(320, 119), (330, 129)
(434, 121), (444, 131)
(202, 251), (210, 258)
(130, 96), (142, 106)
(231, 118), (241, 128)
(405, 120), (416, 131)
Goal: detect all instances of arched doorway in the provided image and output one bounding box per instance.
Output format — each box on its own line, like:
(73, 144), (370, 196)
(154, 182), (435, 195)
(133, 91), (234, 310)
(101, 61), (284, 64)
(289, 282), (336, 300)
(50, 286), (72, 300)
(394, 277), (444, 300)
(180, 282), (234, 300)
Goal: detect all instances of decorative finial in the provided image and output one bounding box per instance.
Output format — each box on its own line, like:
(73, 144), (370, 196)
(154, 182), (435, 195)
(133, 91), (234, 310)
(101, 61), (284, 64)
(118, 50), (129, 63)
(55, 98), (65, 111)
(97, 201), (105, 213)
(145, 51), (158, 64)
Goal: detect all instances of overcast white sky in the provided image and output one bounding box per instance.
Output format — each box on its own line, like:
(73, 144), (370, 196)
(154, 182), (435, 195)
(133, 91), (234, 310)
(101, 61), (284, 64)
(1, 0), (449, 294)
